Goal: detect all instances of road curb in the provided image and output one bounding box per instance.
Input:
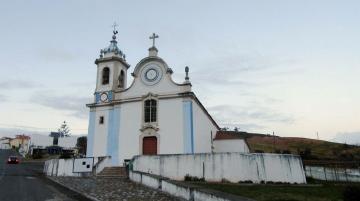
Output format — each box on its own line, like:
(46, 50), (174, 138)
(45, 176), (100, 201)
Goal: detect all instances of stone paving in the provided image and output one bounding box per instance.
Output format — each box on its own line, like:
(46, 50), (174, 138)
(51, 176), (180, 201)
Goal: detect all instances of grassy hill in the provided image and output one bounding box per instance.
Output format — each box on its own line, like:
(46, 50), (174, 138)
(243, 133), (360, 164)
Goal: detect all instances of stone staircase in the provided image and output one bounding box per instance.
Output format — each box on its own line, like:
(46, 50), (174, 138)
(97, 167), (127, 178)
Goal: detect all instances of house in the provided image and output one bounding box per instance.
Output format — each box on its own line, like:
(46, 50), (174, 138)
(0, 137), (12, 149)
(213, 131), (250, 153)
(9, 135), (30, 150)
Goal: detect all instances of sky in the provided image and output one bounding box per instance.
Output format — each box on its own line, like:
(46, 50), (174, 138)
(0, 0), (359, 143)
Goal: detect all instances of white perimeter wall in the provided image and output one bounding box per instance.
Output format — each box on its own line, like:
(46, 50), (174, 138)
(306, 166), (360, 182)
(132, 153), (306, 184)
(214, 139), (250, 153)
(192, 100), (218, 153)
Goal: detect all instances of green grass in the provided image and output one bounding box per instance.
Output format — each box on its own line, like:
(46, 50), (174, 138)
(192, 182), (360, 201)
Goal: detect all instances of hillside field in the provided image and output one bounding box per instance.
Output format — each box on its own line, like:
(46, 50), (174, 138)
(245, 134), (360, 163)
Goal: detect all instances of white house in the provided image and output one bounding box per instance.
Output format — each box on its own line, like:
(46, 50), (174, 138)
(0, 137), (11, 149)
(29, 134), (78, 149)
(213, 131), (250, 153)
(86, 31), (249, 166)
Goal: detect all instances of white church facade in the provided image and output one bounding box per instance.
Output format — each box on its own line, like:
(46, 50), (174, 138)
(86, 30), (249, 166)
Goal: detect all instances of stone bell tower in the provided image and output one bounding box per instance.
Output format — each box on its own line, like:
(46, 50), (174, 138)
(94, 24), (130, 104)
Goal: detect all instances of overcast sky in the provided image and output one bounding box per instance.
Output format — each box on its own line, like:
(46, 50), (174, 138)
(0, 0), (359, 143)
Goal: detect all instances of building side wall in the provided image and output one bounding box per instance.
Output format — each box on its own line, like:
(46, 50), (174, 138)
(92, 107), (110, 157)
(192, 100), (218, 153)
(214, 139), (250, 153)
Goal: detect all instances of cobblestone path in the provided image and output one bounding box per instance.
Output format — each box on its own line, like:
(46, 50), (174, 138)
(51, 177), (180, 201)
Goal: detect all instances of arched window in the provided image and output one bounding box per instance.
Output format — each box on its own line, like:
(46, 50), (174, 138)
(144, 99), (157, 123)
(102, 67), (110, 85)
(118, 70), (125, 88)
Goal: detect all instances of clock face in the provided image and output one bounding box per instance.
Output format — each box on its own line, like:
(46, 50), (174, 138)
(100, 92), (108, 102)
(141, 63), (163, 86)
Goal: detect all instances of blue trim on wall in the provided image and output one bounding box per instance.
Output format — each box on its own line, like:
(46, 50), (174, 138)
(183, 101), (194, 153)
(107, 107), (120, 165)
(189, 101), (194, 153)
(86, 111), (96, 157)
(108, 91), (113, 101)
(95, 92), (100, 103)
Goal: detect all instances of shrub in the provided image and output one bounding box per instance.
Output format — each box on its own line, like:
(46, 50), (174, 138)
(184, 174), (205, 182)
(238, 180), (253, 184)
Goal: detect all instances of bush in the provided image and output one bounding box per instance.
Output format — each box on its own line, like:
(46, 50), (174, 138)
(59, 152), (73, 159)
(238, 180), (253, 184)
(184, 174), (205, 182)
(282, 150), (291, 154)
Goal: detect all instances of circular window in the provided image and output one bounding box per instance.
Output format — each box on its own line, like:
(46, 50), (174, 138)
(141, 63), (163, 86)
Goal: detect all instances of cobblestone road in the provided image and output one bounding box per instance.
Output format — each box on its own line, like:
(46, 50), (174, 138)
(51, 177), (180, 201)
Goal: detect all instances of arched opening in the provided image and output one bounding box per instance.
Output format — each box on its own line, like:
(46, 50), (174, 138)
(142, 136), (157, 155)
(102, 67), (110, 85)
(118, 70), (125, 88)
(144, 99), (157, 123)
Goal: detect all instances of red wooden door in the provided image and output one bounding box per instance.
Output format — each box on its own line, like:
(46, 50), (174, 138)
(143, 137), (157, 155)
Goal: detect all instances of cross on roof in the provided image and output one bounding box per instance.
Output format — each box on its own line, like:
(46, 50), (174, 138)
(149, 33), (159, 47)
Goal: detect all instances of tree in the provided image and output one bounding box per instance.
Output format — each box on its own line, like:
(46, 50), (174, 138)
(58, 121), (71, 137)
(76, 136), (87, 155)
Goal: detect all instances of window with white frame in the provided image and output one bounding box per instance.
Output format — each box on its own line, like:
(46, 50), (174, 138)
(144, 99), (157, 123)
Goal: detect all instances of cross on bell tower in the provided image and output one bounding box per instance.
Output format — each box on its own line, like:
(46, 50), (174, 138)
(148, 33), (159, 57)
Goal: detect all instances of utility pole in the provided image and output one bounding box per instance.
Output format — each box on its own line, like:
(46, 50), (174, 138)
(273, 131), (276, 153)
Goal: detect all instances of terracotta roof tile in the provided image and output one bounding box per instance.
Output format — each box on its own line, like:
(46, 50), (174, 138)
(213, 131), (248, 140)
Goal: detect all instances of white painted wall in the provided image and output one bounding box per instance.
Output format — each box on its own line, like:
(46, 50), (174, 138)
(158, 98), (184, 154)
(118, 101), (142, 162)
(129, 171), (250, 201)
(92, 107), (110, 157)
(44, 159), (82, 177)
(0, 138), (11, 149)
(117, 98), (185, 164)
(96, 60), (128, 93)
(44, 157), (111, 177)
(214, 139), (250, 153)
(306, 166), (360, 182)
(132, 153), (306, 184)
(192, 100), (218, 153)
(119, 60), (189, 99)
(29, 134), (78, 148)
(0, 143), (10, 149)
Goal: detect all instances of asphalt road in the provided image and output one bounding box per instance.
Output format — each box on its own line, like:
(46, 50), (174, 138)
(0, 149), (86, 201)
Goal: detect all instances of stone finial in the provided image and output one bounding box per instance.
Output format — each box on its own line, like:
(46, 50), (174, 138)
(185, 66), (189, 81)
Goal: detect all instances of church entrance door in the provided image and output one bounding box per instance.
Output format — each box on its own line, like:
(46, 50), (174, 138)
(143, 136), (157, 155)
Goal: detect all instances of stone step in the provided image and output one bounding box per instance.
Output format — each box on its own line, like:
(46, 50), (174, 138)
(97, 166), (127, 177)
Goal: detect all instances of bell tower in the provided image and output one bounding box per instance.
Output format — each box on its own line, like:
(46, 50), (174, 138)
(94, 24), (130, 104)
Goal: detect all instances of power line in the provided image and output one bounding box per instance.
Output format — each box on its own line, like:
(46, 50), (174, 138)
(0, 123), (87, 131)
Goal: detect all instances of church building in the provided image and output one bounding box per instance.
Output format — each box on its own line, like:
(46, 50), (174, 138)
(86, 29), (248, 166)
